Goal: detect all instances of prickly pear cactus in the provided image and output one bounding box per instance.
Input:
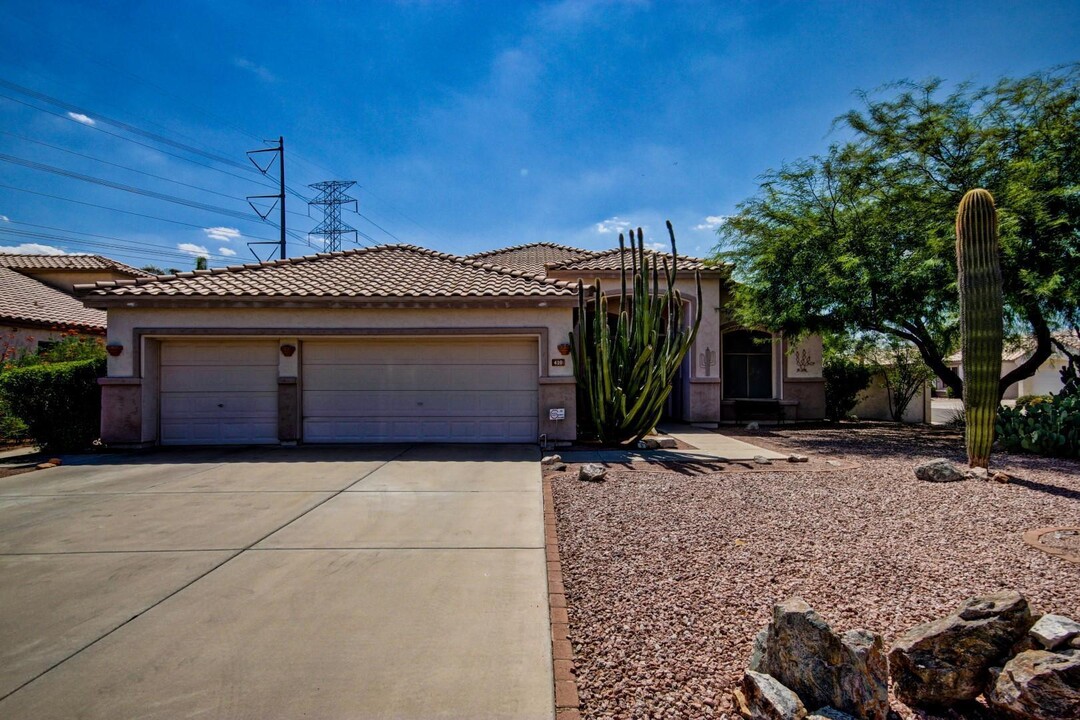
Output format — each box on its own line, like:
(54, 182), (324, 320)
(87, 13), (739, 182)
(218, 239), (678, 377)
(956, 189), (1004, 468)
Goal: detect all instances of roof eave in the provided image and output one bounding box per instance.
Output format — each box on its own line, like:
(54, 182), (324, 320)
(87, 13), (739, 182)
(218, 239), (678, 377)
(83, 293), (580, 310)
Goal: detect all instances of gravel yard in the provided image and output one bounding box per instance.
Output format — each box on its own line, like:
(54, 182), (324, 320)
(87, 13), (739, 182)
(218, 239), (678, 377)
(550, 424), (1080, 719)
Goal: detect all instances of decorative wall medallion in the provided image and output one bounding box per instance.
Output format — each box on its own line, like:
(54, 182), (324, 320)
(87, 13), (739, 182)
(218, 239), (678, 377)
(699, 346), (715, 376)
(793, 347), (815, 373)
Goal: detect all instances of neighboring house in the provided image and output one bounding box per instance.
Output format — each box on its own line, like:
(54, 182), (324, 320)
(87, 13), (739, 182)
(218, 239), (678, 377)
(79, 243), (826, 447)
(0, 254), (149, 358)
(942, 332), (1079, 399)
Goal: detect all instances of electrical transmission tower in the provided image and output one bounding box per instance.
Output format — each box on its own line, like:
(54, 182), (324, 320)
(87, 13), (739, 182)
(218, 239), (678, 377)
(246, 136), (286, 260)
(308, 180), (358, 252)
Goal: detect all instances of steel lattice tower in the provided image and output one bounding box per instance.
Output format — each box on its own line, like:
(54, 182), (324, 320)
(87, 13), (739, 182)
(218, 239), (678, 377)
(308, 180), (358, 252)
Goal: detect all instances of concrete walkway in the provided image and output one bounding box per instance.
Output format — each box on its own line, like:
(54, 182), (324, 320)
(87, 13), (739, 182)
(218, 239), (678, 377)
(560, 424), (787, 463)
(0, 444), (552, 719)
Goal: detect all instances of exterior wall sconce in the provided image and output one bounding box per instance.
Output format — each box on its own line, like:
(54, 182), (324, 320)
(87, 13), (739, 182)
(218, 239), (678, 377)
(557, 343), (572, 356)
(105, 342), (123, 357)
(280, 344), (297, 357)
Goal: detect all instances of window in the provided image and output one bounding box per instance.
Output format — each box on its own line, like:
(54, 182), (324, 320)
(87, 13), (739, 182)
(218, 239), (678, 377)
(723, 330), (773, 398)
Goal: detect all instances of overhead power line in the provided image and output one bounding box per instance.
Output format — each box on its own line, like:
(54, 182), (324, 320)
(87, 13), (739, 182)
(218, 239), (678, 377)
(0, 183), (282, 243)
(0, 92), (278, 192)
(0, 152), (267, 223)
(0, 227), (238, 265)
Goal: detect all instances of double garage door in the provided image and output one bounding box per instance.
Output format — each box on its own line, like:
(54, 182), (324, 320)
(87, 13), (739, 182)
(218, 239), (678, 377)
(159, 337), (539, 444)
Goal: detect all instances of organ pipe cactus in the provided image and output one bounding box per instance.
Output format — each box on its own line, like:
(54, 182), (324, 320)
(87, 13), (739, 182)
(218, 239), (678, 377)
(570, 222), (702, 446)
(956, 189), (1004, 468)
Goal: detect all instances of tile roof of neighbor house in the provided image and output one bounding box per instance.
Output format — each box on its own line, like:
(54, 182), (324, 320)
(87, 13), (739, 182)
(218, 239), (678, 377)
(465, 242), (597, 276)
(0, 267), (107, 331)
(546, 247), (720, 273)
(79, 244), (577, 300)
(945, 331), (1080, 363)
(0, 253), (151, 277)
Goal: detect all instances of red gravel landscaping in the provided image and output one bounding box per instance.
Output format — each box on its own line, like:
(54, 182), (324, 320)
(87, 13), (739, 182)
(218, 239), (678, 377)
(550, 424), (1080, 719)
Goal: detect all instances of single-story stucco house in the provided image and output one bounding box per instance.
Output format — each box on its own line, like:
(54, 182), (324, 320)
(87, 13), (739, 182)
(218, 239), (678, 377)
(79, 242), (825, 446)
(1, 254), (148, 358)
(941, 331), (1079, 399)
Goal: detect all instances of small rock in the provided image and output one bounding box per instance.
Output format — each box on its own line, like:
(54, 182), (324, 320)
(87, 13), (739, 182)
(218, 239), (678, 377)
(913, 458), (966, 483)
(889, 590), (1033, 707)
(578, 463), (607, 482)
(965, 467), (989, 480)
(1070, 636), (1080, 650)
(1030, 615), (1080, 651)
(787, 455), (809, 463)
(806, 709), (857, 720)
(746, 421), (760, 430)
(825, 460), (842, 467)
(753, 455), (773, 465)
(36, 462), (57, 470)
(637, 438), (661, 450)
(540, 454), (562, 465)
(46, 457), (62, 466)
(985, 649), (1080, 720)
(733, 670), (807, 720)
(655, 437), (677, 449)
(991, 471), (1012, 483)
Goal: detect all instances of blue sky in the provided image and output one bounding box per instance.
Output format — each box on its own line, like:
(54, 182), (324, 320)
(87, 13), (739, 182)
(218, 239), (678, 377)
(0, 1), (1077, 270)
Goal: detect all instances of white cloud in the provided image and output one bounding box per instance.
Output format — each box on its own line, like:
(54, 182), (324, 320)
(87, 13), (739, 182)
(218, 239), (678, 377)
(596, 216), (633, 235)
(645, 241), (666, 252)
(519, 168), (529, 177)
(203, 226), (242, 242)
(233, 57), (276, 83)
(0, 243), (66, 255)
(693, 215), (728, 231)
(177, 243), (209, 256)
(0, 215), (9, 222)
(218, 247), (237, 257)
(67, 112), (95, 126)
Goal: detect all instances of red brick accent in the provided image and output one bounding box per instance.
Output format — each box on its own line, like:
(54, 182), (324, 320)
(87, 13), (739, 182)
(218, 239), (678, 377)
(543, 474), (581, 716)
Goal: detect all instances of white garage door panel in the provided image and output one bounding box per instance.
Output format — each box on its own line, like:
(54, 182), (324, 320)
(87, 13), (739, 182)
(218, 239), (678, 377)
(303, 364), (536, 392)
(304, 390), (537, 417)
(160, 340), (279, 445)
(303, 338), (539, 443)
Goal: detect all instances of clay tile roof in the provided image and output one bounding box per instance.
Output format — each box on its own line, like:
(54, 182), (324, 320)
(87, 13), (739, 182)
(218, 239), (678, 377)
(547, 247), (719, 272)
(0, 267), (106, 331)
(466, 242), (596, 276)
(80, 244), (577, 300)
(0, 253), (151, 277)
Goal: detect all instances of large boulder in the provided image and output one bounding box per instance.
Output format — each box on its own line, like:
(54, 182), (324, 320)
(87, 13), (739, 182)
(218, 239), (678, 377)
(985, 649), (1080, 719)
(913, 458), (966, 483)
(577, 463), (607, 482)
(758, 598), (890, 720)
(733, 670), (807, 720)
(889, 590), (1033, 708)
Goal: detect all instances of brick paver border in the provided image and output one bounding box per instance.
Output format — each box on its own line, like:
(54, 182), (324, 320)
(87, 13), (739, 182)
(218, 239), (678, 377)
(543, 475), (581, 720)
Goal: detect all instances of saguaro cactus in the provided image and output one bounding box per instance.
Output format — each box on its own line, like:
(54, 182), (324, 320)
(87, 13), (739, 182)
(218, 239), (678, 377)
(569, 222), (702, 446)
(956, 189), (1004, 468)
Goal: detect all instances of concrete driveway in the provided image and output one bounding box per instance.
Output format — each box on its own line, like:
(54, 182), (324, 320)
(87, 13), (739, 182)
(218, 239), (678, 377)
(0, 444), (552, 719)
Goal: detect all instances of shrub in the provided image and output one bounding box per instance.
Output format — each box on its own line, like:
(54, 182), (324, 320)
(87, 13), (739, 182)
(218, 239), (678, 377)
(0, 358), (106, 451)
(823, 358), (872, 421)
(1015, 394), (1052, 409)
(996, 391), (1080, 458)
(0, 395), (29, 443)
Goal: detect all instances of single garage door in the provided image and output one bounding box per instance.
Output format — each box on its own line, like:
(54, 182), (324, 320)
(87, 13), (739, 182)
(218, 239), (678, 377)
(160, 339), (279, 445)
(302, 337), (539, 443)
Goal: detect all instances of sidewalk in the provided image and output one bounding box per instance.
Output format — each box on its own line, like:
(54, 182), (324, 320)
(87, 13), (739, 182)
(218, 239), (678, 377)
(559, 424), (787, 463)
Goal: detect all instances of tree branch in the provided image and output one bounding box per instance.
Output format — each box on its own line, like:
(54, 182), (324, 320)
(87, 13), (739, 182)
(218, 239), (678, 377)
(1000, 304), (1053, 397)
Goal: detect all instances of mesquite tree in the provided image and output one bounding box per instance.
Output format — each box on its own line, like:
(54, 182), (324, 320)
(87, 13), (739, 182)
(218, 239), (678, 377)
(956, 189), (1003, 468)
(570, 222), (702, 446)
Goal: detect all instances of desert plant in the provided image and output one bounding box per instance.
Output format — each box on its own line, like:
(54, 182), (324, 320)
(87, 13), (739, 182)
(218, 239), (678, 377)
(956, 189), (1004, 468)
(570, 222), (702, 446)
(822, 357), (872, 421)
(1015, 394), (1052, 410)
(875, 339), (935, 422)
(996, 392), (1080, 457)
(0, 358), (105, 451)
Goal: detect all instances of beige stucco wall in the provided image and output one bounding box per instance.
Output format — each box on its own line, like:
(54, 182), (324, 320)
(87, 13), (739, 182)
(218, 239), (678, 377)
(1, 325), (71, 360)
(853, 372), (931, 423)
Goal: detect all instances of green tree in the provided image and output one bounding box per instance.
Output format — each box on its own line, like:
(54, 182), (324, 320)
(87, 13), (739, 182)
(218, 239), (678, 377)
(717, 65), (1080, 400)
(195, 256), (208, 271)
